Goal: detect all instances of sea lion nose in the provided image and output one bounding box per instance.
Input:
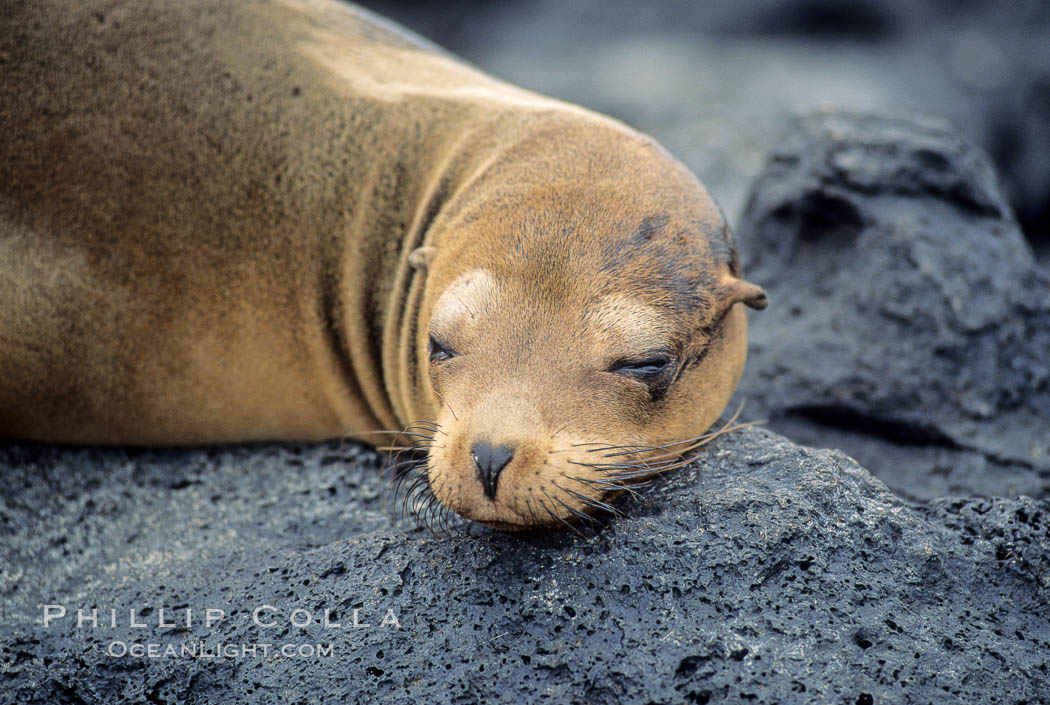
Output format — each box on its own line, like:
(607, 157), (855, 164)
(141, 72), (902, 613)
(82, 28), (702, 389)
(471, 441), (515, 500)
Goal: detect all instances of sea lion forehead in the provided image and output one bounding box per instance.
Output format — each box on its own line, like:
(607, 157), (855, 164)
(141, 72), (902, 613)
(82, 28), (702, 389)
(430, 268), (501, 331)
(584, 293), (673, 349)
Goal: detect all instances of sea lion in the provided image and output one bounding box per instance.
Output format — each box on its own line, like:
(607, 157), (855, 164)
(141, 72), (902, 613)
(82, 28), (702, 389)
(0, 0), (767, 529)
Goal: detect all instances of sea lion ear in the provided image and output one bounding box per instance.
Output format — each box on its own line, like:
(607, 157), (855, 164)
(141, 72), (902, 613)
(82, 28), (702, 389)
(717, 272), (768, 311)
(408, 246), (437, 272)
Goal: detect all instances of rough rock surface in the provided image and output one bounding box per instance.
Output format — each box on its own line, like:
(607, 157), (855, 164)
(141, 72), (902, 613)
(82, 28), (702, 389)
(2, 428), (1049, 704)
(734, 111), (1050, 502)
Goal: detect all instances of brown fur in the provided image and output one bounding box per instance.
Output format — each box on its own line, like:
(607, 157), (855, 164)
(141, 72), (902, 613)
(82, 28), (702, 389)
(0, 0), (765, 528)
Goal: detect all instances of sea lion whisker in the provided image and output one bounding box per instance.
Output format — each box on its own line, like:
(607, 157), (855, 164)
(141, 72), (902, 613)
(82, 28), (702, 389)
(600, 442), (687, 458)
(608, 447), (700, 465)
(524, 496), (542, 526)
(396, 486), (415, 523)
(637, 454), (699, 475)
(389, 459), (426, 485)
(389, 452), (430, 472)
(379, 458), (426, 487)
(433, 497), (463, 535)
(553, 481), (624, 517)
(659, 459), (698, 473)
(565, 475), (644, 501)
(616, 455), (695, 472)
(635, 422), (759, 464)
(350, 429), (432, 445)
(405, 420), (443, 430)
(405, 489), (429, 525)
(388, 455), (428, 521)
(438, 505), (461, 536)
(391, 463), (463, 537)
(567, 459), (623, 469)
(601, 468), (667, 482)
(398, 432), (435, 441)
(578, 459), (660, 470)
(397, 477), (433, 518)
(380, 445), (428, 478)
(549, 424), (570, 439)
(378, 431), (436, 441)
(410, 487), (435, 525)
(602, 456), (697, 482)
(582, 445), (620, 454)
(597, 434), (718, 459)
(595, 404), (755, 461)
(387, 468), (425, 510)
(403, 473), (431, 495)
(543, 486), (600, 526)
(380, 470), (414, 503)
(432, 389), (459, 422)
(383, 452), (427, 480)
(538, 490), (589, 537)
(429, 513), (453, 538)
(383, 458), (420, 487)
(580, 477), (656, 496)
(597, 425), (745, 464)
(379, 456), (416, 474)
(595, 443), (663, 454)
(419, 493), (446, 535)
(427, 503), (448, 535)
(389, 439), (430, 456)
(572, 457), (683, 473)
(570, 442), (651, 456)
(418, 504), (437, 534)
(404, 422), (446, 437)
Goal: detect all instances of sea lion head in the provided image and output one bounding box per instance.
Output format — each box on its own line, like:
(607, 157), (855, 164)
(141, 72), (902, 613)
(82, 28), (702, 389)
(408, 142), (766, 530)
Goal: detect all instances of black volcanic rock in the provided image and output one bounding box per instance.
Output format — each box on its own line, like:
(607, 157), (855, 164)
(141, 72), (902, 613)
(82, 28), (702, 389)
(2, 428), (1049, 704)
(735, 110), (1050, 501)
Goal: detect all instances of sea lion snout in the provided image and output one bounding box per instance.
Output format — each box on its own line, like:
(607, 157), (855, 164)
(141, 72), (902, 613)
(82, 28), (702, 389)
(470, 441), (515, 500)
(425, 381), (553, 525)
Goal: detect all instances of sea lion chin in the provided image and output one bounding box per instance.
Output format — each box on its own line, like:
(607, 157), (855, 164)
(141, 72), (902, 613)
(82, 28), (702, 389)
(0, 0), (766, 530)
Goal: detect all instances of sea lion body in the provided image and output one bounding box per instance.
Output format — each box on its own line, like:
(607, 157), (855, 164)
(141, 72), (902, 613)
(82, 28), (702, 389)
(0, 0), (765, 527)
(2, 0), (524, 442)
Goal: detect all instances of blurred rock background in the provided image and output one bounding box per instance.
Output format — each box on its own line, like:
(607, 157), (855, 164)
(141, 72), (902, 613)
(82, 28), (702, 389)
(362, 0), (1050, 265)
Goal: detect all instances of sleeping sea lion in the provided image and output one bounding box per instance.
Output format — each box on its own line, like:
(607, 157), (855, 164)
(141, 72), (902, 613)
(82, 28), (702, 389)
(0, 0), (766, 528)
